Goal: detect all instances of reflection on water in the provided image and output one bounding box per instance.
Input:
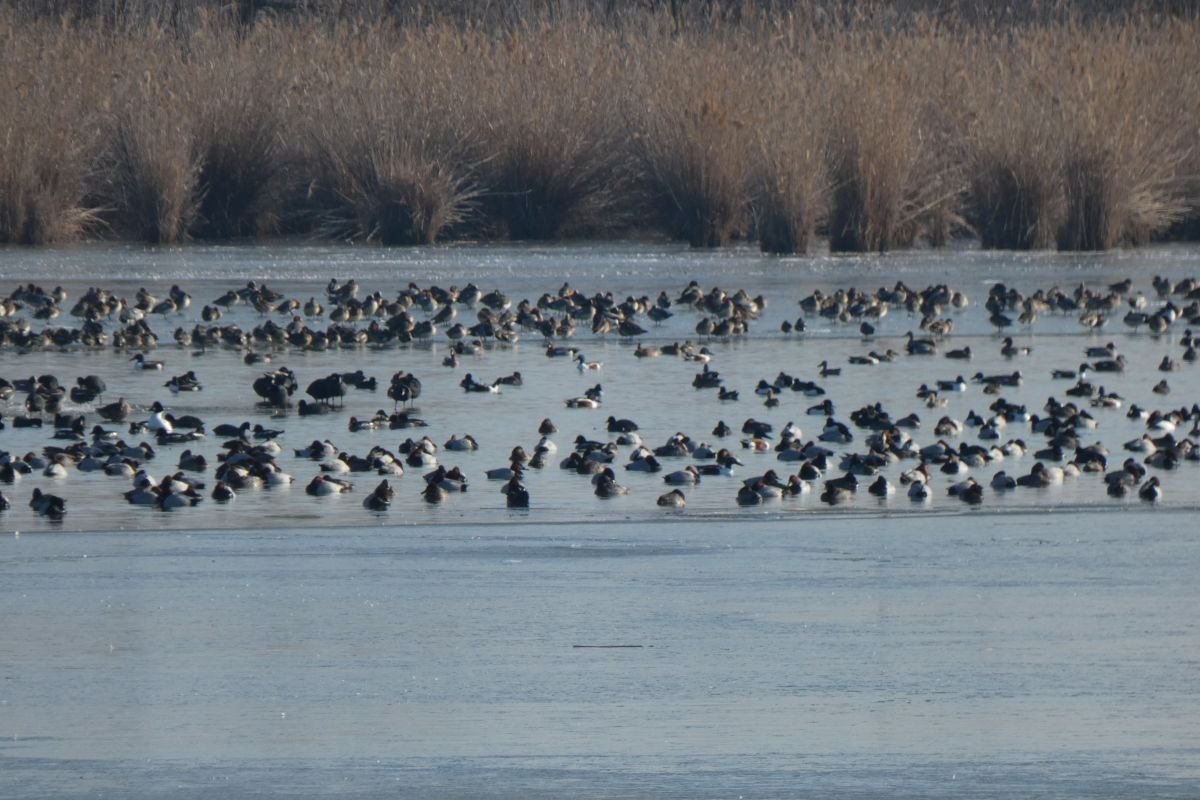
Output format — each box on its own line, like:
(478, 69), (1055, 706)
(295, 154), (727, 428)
(1, 242), (1199, 796)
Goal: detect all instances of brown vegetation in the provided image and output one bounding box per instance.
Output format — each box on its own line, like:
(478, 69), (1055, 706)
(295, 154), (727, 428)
(0, 2), (1197, 252)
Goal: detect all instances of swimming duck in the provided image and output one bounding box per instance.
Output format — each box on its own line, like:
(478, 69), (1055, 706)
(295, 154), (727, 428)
(165, 371), (202, 392)
(131, 353), (165, 370)
(576, 354), (603, 371)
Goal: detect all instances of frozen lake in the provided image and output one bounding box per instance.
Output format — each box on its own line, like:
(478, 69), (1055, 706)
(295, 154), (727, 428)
(1, 240), (1199, 796)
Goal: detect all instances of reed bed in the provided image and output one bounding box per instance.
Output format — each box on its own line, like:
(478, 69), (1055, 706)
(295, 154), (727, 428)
(0, 4), (1197, 252)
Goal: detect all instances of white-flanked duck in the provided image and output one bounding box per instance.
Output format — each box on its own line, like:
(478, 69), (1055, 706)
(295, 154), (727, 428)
(131, 353), (165, 370)
(444, 434), (480, 452)
(306, 474), (352, 496)
(576, 354), (603, 371)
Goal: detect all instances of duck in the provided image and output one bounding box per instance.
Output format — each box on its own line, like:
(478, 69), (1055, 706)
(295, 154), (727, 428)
(165, 371), (202, 392)
(146, 401), (173, 434)
(363, 479), (394, 510)
(130, 353), (165, 370)
(306, 475), (352, 496)
(817, 360), (841, 377)
(97, 397), (134, 423)
(657, 488), (686, 508)
(867, 475), (894, 496)
(736, 482), (764, 506)
(1138, 476), (1162, 502)
(990, 471), (1017, 491)
(421, 481), (449, 504)
(625, 454), (662, 473)
(444, 434), (480, 452)
(503, 476), (530, 508)
(212, 481), (236, 502)
(575, 354), (603, 371)
(663, 466), (701, 485)
(594, 469), (629, 498)
(29, 488), (66, 519)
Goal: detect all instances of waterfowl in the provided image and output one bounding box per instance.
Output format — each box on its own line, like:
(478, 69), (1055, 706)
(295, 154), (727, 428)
(575, 354), (603, 371)
(1138, 476), (1162, 502)
(210, 481), (236, 502)
(425, 465), (468, 493)
(817, 360), (841, 377)
(594, 470), (629, 498)
(29, 488), (66, 519)
(460, 373), (500, 393)
(141, 401), (172, 434)
(494, 372), (523, 386)
(607, 416), (639, 433)
(97, 397), (134, 423)
(625, 453), (662, 473)
(905, 331), (937, 355)
(1016, 462), (1053, 488)
(252, 424), (284, 440)
(131, 353), (164, 370)
(736, 482), (764, 506)
(867, 475), (894, 496)
(503, 476), (530, 508)
(165, 371), (202, 392)
(363, 479), (394, 510)
(306, 474), (352, 496)
(937, 375), (967, 393)
(657, 488), (686, 508)
(663, 466), (701, 485)
(990, 471), (1017, 491)
(444, 434), (480, 452)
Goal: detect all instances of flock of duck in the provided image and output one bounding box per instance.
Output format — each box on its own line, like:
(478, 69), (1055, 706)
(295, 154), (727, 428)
(0, 270), (1198, 525)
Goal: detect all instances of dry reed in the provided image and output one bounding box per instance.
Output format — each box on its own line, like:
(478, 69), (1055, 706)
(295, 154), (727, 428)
(0, 4), (1197, 251)
(630, 27), (757, 248)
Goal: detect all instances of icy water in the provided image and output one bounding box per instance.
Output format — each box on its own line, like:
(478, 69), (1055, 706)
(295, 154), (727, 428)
(1, 241), (1199, 797)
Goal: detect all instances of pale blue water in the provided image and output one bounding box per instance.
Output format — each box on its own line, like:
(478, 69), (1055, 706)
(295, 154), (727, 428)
(1, 241), (1199, 796)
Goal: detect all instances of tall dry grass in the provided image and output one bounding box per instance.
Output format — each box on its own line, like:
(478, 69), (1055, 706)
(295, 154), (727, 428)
(189, 24), (294, 239)
(1052, 21), (1196, 250)
(822, 27), (964, 252)
(630, 26), (758, 248)
(472, 20), (634, 240)
(746, 32), (829, 255)
(0, 19), (105, 244)
(960, 36), (1065, 250)
(296, 24), (483, 245)
(0, 4), (1198, 251)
